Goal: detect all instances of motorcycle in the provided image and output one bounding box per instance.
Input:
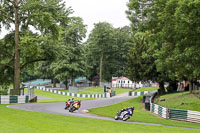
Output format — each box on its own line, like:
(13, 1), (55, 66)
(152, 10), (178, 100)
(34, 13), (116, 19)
(114, 107), (134, 121)
(69, 100), (81, 112)
(65, 98), (74, 110)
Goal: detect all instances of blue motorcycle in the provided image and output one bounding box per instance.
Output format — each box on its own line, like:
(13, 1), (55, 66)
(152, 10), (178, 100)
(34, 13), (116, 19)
(115, 107), (134, 121)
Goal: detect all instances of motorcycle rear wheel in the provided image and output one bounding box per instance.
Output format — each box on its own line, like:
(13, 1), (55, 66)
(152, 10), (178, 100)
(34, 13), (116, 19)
(69, 108), (74, 112)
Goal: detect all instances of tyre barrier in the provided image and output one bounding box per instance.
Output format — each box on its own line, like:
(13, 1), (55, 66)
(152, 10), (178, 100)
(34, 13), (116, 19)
(35, 86), (113, 98)
(150, 103), (200, 123)
(0, 95), (29, 104)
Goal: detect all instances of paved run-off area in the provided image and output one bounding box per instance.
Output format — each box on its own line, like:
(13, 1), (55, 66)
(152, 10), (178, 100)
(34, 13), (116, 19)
(8, 92), (200, 131)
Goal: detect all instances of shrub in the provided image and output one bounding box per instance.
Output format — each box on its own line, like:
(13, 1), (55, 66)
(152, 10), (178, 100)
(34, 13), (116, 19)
(0, 89), (8, 95)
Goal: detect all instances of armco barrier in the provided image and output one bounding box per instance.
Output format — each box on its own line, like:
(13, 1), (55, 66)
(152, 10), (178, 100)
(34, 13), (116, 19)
(128, 91), (149, 96)
(150, 103), (168, 119)
(150, 103), (200, 123)
(129, 91), (200, 123)
(0, 95), (29, 104)
(36, 86), (112, 98)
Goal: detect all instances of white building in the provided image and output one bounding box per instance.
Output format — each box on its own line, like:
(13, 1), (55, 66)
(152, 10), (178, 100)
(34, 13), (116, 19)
(112, 77), (143, 88)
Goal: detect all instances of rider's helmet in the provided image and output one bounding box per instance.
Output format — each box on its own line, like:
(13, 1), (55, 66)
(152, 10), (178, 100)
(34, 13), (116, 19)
(131, 106), (134, 110)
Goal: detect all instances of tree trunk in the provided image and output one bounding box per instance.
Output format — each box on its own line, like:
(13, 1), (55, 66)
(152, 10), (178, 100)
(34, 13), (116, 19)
(53, 78), (56, 88)
(65, 79), (68, 90)
(99, 53), (103, 86)
(158, 82), (165, 95)
(71, 76), (75, 86)
(14, 0), (20, 89)
(189, 81), (193, 93)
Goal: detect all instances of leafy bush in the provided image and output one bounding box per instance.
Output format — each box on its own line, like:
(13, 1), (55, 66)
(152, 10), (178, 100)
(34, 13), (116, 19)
(0, 89), (8, 95)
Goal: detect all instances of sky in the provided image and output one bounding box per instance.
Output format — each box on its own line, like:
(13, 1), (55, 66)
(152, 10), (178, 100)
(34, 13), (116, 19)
(0, 0), (130, 40)
(65, 0), (130, 38)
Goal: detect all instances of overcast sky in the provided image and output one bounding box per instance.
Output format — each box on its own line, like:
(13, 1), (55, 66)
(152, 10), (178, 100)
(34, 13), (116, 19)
(0, 0), (130, 39)
(65, 0), (130, 38)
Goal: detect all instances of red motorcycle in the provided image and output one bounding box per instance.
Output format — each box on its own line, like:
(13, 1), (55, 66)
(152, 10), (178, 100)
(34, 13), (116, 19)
(69, 100), (81, 112)
(65, 98), (74, 110)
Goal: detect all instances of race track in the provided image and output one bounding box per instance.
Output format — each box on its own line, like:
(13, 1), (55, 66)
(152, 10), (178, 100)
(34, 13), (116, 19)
(7, 92), (200, 131)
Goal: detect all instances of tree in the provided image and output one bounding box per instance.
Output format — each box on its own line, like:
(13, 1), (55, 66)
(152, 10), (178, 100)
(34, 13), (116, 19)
(0, 0), (71, 89)
(85, 24), (133, 83)
(154, 0), (200, 92)
(126, 32), (168, 94)
(86, 22), (114, 84)
(126, 0), (168, 94)
(0, 34), (14, 88)
(50, 17), (87, 88)
(126, 0), (200, 93)
(111, 26), (133, 77)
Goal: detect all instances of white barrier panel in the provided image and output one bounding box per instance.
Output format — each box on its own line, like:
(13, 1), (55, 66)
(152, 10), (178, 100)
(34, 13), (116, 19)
(1, 96), (10, 104)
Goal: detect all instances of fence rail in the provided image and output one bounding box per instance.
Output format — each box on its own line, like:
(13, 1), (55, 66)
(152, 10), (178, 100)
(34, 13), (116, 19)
(128, 91), (149, 96)
(0, 95), (29, 104)
(129, 91), (200, 124)
(150, 103), (200, 123)
(36, 86), (114, 98)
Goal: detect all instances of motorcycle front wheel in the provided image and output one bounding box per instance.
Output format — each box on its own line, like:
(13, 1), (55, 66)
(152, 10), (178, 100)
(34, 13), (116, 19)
(122, 115), (130, 121)
(114, 116), (119, 120)
(65, 106), (69, 110)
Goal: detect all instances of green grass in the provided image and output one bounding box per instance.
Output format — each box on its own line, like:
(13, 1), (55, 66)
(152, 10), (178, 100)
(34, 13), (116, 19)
(155, 91), (200, 111)
(89, 97), (200, 129)
(57, 87), (131, 95)
(134, 87), (158, 92)
(0, 105), (199, 133)
(24, 89), (92, 103)
(58, 87), (104, 94)
(112, 88), (132, 94)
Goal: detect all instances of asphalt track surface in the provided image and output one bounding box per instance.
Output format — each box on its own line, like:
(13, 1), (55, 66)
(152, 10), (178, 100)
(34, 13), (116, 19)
(8, 93), (200, 131)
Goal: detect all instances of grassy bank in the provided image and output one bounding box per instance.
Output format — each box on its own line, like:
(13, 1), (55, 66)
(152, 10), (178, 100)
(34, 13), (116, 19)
(0, 105), (199, 133)
(57, 87), (131, 94)
(134, 87), (158, 92)
(89, 97), (200, 129)
(155, 91), (200, 111)
(24, 89), (92, 103)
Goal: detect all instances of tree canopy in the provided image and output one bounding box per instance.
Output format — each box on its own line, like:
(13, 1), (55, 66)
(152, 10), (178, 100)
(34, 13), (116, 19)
(126, 0), (200, 93)
(0, 0), (71, 89)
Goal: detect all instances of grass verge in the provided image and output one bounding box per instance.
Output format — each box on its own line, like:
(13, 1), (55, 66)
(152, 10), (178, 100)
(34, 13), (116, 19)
(57, 87), (131, 95)
(89, 97), (200, 129)
(134, 87), (158, 92)
(0, 105), (199, 133)
(24, 89), (92, 103)
(155, 91), (200, 111)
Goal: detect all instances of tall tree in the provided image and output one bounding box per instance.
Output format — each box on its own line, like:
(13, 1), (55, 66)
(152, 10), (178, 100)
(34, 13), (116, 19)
(50, 17), (87, 88)
(0, 0), (71, 89)
(111, 26), (133, 77)
(126, 0), (170, 94)
(126, 0), (200, 93)
(88, 22), (113, 83)
(85, 25), (133, 82)
(86, 22), (114, 84)
(154, 0), (200, 92)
